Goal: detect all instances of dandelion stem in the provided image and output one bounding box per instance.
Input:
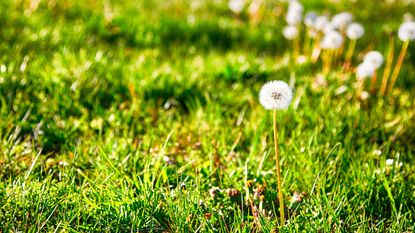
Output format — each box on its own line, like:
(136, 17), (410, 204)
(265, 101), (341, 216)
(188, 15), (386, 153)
(370, 71), (378, 95)
(273, 109), (285, 226)
(303, 29), (311, 56)
(357, 79), (365, 100)
(387, 40), (409, 95)
(323, 50), (333, 77)
(294, 28), (301, 62)
(311, 34), (321, 62)
(345, 39), (356, 67)
(379, 36), (395, 96)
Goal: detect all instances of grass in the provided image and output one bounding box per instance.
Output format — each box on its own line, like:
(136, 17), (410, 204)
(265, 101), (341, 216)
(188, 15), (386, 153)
(1, 0), (415, 232)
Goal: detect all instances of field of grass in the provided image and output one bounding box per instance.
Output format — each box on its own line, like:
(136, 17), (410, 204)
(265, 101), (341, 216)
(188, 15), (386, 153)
(1, 0), (415, 232)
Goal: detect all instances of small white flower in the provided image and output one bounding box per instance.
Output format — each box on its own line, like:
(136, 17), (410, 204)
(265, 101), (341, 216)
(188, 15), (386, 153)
(363, 51), (384, 69)
(331, 12), (353, 30)
(259, 80), (293, 110)
(228, 0), (245, 14)
(360, 91), (369, 100)
(283, 25), (299, 40)
(386, 159), (394, 166)
(356, 63), (375, 80)
(398, 21), (415, 41)
(314, 16), (329, 31)
(373, 149), (382, 156)
(321, 31), (343, 49)
(346, 23), (365, 40)
(297, 55), (307, 64)
(304, 11), (317, 27)
(286, 11), (302, 25)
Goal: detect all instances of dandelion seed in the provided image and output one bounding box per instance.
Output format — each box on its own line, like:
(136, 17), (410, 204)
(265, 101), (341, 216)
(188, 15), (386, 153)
(331, 12), (353, 30)
(346, 23), (365, 40)
(283, 25), (299, 40)
(259, 80), (293, 110)
(363, 51), (384, 69)
(398, 21), (415, 41)
(321, 31), (343, 49)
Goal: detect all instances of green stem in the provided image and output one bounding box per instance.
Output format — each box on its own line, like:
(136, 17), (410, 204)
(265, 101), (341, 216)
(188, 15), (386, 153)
(379, 36), (395, 96)
(387, 40), (409, 95)
(345, 39), (356, 65)
(273, 110), (285, 226)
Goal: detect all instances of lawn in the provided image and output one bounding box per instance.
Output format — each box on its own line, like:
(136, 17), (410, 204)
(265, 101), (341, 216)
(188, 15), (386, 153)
(1, 0), (415, 232)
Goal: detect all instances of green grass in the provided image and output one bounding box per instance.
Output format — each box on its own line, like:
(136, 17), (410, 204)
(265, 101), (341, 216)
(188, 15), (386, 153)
(1, 0), (415, 232)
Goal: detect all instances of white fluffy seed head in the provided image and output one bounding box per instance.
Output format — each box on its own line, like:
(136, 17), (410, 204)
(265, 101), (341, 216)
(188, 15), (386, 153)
(314, 16), (329, 31)
(346, 23), (365, 40)
(259, 80), (293, 110)
(286, 10), (302, 25)
(304, 11), (317, 27)
(321, 31), (343, 49)
(398, 21), (415, 41)
(363, 51), (384, 69)
(356, 63), (375, 80)
(283, 25), (299, 40)
(288, 0), (304, 14)
(228, 0), (245, 14)
(331, 12), (353, 30)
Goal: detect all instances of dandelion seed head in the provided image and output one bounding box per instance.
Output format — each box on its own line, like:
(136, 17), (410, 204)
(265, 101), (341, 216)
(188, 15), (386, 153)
(259, 80), (293, 110)
(286, 11), (302, 25)
(398, 21), (415, 41)
(322, 22), (335, 33)
(314, 16), (329, 31)
(331, 12), (353, 30)
(356, 63), (375, 80)
(283, 25), (299, 40)
(304, 11), (317, 27)
(346, 23), (364, 40)
(321, 30), (343, 49)
(228, 0), (245, 14)
(363, 51), (384, 69)
(288, 0), (304, 14)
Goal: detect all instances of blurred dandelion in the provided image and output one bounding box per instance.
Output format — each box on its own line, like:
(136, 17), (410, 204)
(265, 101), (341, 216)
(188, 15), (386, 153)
(356, 62), (375, 98)
(321, 31), (343, 76)
(285, 0), (303, 60)
(363, 51), (384, 94)
(228, 0), (245, 15)
(283, 25), (299, 40)
(259, 80), (293, 226)
(303, 11), (318, 55)
(364, 51), (384, 69)
(387, 21), (415, 95)
(331, 12), (353, 31)
(345, 23), (364, 66)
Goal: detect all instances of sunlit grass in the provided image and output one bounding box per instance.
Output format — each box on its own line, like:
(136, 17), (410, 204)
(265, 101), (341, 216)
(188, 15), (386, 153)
(0, 0), (415, 231)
